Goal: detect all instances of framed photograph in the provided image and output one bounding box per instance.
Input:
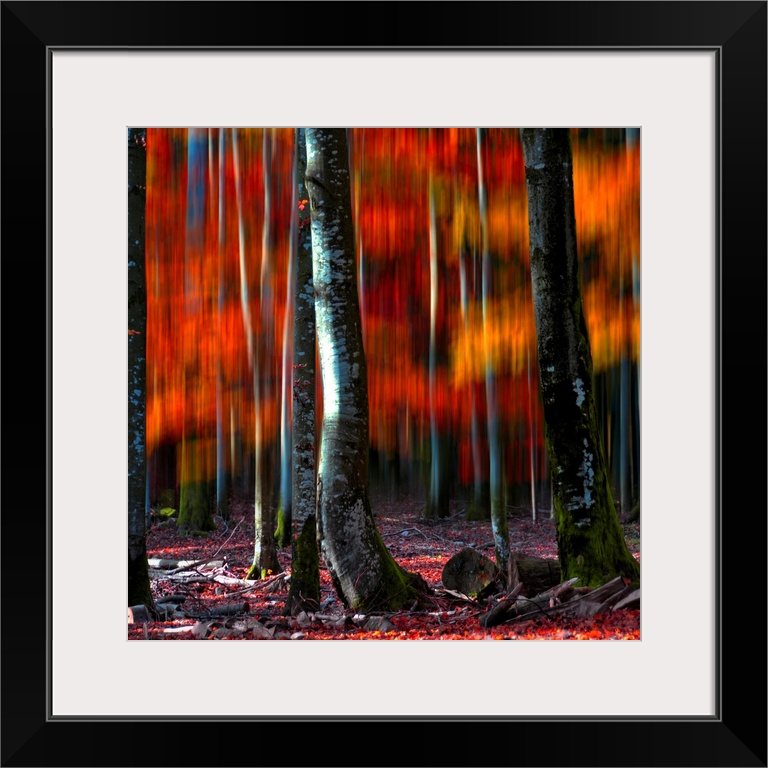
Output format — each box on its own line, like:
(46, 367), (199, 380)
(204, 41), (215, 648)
(5, 1), (764, 766)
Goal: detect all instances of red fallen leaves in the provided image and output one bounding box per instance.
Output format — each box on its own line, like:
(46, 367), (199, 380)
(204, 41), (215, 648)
(128, 608), (639, 641)
(134, 498), (640, 641)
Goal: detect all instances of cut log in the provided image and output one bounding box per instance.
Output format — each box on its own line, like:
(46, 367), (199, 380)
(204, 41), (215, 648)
(515, 555), (561, 596)
(441, 548), (499, 596)
(441, 548), (561, 600)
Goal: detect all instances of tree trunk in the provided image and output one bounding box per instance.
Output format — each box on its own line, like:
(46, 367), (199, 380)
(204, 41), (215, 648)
(128, 127), (154, 610)
(177, 437), (216, 534)
(214, 128), (231, 521)
(306, 128), (430, 612)
(286, 128), (321, 615)
(176, 131), (217, 536)
(458, 248), (487, 520)
(275, 223), (294, 548)
(477, 128), (509, 575)
(230, 128), (280, 580)
(521, 128), (639, 588)
(425, 171), (450, 518)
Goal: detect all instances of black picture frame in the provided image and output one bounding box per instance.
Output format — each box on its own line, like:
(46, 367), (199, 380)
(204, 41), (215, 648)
(3, 2), (765, 766)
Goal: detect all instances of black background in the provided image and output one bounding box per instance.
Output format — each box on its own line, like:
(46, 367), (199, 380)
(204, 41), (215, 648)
(2, 2), (765, 766)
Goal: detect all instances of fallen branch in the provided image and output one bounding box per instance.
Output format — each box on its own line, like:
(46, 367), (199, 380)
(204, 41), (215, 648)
(186, 601), (250, 619)
(477, 583), (525, 627)
(156, 593), (187, 604)
(480, 578), (580, 627)
(228, 571), (289, 595)
(148, 558), (226, 573)
(164, 625), (195, 635)
(168, 558), (229, 575)
(480, 576), (639, 628)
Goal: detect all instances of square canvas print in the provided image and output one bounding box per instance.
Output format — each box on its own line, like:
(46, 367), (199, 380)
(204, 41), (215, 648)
(128, 127), (640, 640)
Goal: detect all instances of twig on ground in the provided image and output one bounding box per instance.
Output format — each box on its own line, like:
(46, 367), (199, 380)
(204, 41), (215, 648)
(383, 526), (455, 546)
(210, 518), (243, 558)
(229, 571), (288, 596)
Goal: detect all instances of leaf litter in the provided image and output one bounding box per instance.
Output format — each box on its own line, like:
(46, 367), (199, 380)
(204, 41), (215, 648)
(130, 495), (640, 641)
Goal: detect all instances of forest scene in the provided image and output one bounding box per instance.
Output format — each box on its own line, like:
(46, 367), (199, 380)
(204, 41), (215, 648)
(128, 126), (641, 641)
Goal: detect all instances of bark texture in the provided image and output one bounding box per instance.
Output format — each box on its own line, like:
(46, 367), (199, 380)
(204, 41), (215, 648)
(287, 128), (321, 614)
(306, 128), (429, 611)
(128, 128), (154, 609)
(522, 128), (639, 588)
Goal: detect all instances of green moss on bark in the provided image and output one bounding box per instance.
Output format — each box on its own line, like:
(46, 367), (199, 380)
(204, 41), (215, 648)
(347, 528), (431, 613)
(177, 480), (216, 533)
(465, 482), (491, 521)
(246, 562), (277, 581)
(523, 128), (640, 589)
(285, 514), (321, 615)
(274, 506), (291, 549)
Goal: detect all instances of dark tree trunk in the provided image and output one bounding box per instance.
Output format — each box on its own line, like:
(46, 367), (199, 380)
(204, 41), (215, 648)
(306, 128), (430, 612)
(128, 128), (154, 609)
(521, 128), (639, 588)
(286, 128), (321, 615)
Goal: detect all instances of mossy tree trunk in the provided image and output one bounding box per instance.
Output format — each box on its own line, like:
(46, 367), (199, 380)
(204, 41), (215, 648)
(246, 452), (281, 580)
(306, 128), (430, 612)
(521, 128), (639, 588)
(128, 128), (154, 610)
(177, 436), (216, 534)
(286, 128), (321, 614)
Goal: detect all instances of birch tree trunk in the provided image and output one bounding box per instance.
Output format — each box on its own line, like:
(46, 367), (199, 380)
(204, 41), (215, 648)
(128, 127), (154, 609)
(521, 128), (639, 588)
(286, 128), (320, 614)
(305, 128), (430, 612)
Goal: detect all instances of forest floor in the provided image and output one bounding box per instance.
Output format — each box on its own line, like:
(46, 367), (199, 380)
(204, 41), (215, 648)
(129, 493), (641, 641)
